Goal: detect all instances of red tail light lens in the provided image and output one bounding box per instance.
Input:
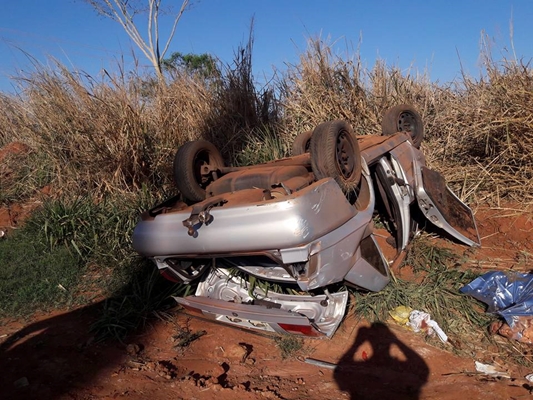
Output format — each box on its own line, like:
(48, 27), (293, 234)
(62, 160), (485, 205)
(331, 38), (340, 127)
(278, 323), (321, 337)
(159, 269), (181, 283)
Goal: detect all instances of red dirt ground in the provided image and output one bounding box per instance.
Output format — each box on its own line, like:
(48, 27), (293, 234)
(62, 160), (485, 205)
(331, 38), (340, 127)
(1, 205), (532, 400)
(1, 147), (533, 399)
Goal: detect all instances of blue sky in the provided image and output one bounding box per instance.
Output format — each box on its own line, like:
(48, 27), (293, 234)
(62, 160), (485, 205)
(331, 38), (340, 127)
(0, 0), (531, 93)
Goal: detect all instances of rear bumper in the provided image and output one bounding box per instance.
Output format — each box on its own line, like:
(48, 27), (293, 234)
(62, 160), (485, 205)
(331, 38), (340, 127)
(175, 269), (349, 338)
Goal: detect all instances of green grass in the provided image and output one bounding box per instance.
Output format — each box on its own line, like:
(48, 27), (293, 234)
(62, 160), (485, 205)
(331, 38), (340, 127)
(274, 334), (305, 359)
(351, 236), (491, 336)
(235, 127), (289, 166)
(89, 260), (184, 342)
(0, 188), (174, 321)
(0, 229), (83, 318)
(0, 151), (55, 205)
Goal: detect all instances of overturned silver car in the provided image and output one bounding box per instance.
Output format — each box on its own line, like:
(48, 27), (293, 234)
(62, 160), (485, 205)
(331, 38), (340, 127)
(132, 105), (480, 338)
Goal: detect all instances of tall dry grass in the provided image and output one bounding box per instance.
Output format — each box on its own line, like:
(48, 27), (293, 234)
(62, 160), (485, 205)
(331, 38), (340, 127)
(1, 36), (532, 206)
(278, 38), (437, 137)
(0, 35), (277, 199)
(1, 64), (190, 194)
(426, 58), (533, 204)
(278, 37), (533, 205)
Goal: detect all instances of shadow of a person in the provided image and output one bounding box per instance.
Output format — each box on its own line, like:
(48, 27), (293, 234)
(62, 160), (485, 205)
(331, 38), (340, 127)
(333, 322), (429, 399)
(0, 302), (118, 400)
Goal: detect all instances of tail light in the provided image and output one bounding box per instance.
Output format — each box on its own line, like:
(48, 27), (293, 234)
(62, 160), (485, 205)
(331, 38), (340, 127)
(278, 323), (321, 337)
(159, 269), (181, 283)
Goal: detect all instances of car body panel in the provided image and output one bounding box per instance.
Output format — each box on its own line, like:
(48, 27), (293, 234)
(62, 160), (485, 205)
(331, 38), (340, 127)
(415, 166), (481, 246)
(133, 177), (358, 257)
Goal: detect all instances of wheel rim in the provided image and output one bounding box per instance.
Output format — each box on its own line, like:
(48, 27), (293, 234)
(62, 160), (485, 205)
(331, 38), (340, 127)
(397, 111), (416, 133)
(335, 130), (356, 179)
(193, 150), (214, 189)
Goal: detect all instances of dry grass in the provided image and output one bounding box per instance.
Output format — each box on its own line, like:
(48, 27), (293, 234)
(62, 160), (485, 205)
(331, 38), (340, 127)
(278, 37), (533, 206)
(425, 58), (533, 205)
(0, 33), (277, 201)
(278, 37), (436, 141)
(1, 36), (533, 208)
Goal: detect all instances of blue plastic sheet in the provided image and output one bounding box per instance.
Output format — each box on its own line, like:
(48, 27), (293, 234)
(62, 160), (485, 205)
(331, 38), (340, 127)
(460, 271), (533, 327)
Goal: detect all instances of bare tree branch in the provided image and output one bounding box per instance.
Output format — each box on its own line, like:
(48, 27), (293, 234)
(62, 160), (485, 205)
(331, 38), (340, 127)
(160, 0), (189, 60)
(83, 0), (191, 83)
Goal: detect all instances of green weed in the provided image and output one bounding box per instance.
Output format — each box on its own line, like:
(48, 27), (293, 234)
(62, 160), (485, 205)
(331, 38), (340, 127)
(275, 335), (305, 359)
(0, 230), (82, 317)
(89, 260), (184, 342)
(352, 236), (489, 335)
(235, 127), (289, 166)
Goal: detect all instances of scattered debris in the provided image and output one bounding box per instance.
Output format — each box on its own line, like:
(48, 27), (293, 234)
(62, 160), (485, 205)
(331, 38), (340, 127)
(126, 343), (143, 356)
(303, 358), (337, 369)
(389, 306), (448, 343)
(13, 377), (29, 388)
(408, 310), (448, 343)
(173, 326), (206, 350)
(474, 361), (511, 379)
(461, 271), (533, 344)
(490, 318), (533, 344)
(389, 305), (413, 325)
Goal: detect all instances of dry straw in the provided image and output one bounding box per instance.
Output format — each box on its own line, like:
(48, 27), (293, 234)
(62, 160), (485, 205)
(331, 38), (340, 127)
(1, 37), (532, 207)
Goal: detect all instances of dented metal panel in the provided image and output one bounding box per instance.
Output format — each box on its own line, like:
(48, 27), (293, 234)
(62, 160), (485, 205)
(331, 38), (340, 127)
(415, 166), (481, 246)
(132, 178), (357, 257)
(177, 269), (348, 337)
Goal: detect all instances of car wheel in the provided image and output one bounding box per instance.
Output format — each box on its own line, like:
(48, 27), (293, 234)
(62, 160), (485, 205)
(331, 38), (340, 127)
(381, 104), (424, 148)
(291, 130), (313, 155)
(310, 120), (362, 191)
(173, 140), (224, 202)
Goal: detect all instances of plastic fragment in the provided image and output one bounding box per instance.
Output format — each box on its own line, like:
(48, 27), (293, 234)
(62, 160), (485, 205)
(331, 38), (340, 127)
(407, 310), (448, 343)
(304, 358), (337, 369)
(474, 361), (510, 379)
(460, 271), (533, 324)
(389, 305), (413, 326)
(461, 271), (533, 343)
(13, 377), (29, 388)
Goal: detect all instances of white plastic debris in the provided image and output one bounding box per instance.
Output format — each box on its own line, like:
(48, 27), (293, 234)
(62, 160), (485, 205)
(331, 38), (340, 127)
(474, 361), (511, 379)
(525, 373), (533, 382)
(407, 310), (448, 343)
(0, 230), (5, 238)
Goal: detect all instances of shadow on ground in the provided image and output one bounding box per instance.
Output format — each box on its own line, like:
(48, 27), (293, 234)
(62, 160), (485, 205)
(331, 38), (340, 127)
(1, 301), (119, 399)
(0, 263), (179, 400)
(334, 322), (429, 399)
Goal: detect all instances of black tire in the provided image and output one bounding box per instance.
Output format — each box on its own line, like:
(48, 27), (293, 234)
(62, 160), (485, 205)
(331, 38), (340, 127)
(310, 120), (362, 191)
(173, 140), (224, 202)
(291, 130), (313, 155)
(381, 104), (424, 148)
